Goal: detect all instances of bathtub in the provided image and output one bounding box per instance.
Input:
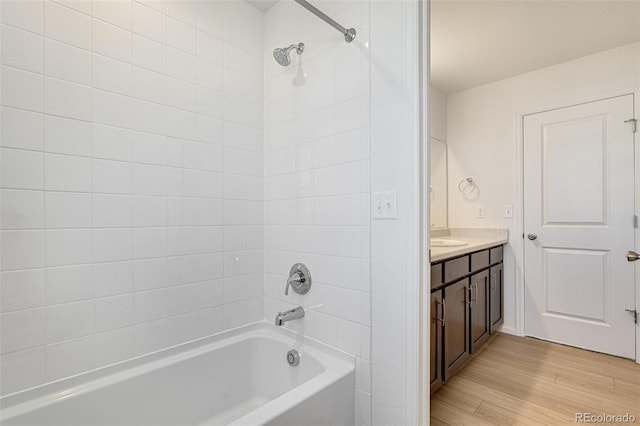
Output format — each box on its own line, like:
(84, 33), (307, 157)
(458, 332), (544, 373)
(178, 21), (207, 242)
(0, 322), (355, 426)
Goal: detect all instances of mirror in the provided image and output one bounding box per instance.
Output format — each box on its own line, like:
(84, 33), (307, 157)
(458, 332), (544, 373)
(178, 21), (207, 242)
(430, 137), (447, 228)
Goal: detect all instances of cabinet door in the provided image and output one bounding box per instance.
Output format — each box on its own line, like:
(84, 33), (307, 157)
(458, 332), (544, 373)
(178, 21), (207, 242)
(430, 291), (443, 393)
(490, 263), (504, 332)
(431, 263), (443, 290)
(444, 278), (470, 380)
(470, 269), (490, 352)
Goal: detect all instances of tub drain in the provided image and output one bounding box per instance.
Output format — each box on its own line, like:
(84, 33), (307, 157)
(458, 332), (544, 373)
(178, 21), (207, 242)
(287, 349), (300, 366)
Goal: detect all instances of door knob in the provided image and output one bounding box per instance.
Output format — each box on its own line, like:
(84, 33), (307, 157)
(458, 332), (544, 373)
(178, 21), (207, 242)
(627, 250), (640, 262)
(527, 233), (537, 240)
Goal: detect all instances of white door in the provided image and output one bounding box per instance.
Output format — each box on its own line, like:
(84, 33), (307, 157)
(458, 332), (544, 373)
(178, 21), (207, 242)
(524, 95), (636, 359)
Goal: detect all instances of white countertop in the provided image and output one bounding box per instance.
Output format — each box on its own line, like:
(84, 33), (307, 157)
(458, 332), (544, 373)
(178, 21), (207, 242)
(430, 236), (508, 262)
(429, 228), (509, 262)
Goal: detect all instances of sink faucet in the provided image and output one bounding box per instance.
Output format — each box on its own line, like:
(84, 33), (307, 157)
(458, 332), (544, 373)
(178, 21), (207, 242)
(275, 306), (305, 326)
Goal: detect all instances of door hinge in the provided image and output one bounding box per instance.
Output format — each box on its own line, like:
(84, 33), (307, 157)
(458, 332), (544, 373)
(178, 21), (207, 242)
(624, 118), (637, 133)
(625, 309), (638, 324)
(635, 215), (638, 228)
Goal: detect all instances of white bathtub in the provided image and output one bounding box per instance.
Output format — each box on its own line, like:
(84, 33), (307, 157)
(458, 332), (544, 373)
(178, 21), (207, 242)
(0, 322), (355, 426)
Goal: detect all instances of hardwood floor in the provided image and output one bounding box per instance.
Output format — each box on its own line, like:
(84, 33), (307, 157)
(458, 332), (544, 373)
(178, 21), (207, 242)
(430, 333), (640, 425)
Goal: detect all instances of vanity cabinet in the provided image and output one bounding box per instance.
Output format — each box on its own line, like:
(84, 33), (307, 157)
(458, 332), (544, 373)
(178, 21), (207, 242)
(470, 269), (490, 353)
(431, 264), (443, 289)
(430, 290), (443, 393)
(490, 262), (504, 332)
(430, 244), (505, 393)
(443, 256), (468, 283)
(443, 277), (470, 380)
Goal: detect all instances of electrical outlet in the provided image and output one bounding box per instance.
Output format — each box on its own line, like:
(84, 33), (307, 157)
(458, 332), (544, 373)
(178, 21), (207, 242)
(503, 205), (513, 218)
(475, 205), (485, 218)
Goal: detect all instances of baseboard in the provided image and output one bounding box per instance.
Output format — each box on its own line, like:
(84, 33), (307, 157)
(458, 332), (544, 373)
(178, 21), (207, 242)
(497, 325), (518, 336)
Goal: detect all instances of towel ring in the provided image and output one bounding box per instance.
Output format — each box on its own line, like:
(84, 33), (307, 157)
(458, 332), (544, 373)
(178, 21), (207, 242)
(458, 177), (477, 194)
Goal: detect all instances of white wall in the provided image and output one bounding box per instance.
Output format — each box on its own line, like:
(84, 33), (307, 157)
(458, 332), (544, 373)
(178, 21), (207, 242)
(446, 42), (640, 333)
(262, 1), (372, 425)
(429, 138), (446, 228)
(370, 0), (421, 424)
(429, 84), (446, 142)
(429, 84), (447, 228)
(636, 41), (640, 364)
(0, 0), (265, 395)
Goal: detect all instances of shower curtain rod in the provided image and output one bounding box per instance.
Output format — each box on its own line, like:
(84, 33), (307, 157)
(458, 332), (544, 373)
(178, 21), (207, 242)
(294, 0), (356, 43)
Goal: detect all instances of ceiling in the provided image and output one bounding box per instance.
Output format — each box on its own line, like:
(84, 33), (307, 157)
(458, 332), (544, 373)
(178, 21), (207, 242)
(431, 0), (640, 94)
(247, 0), (278, 12)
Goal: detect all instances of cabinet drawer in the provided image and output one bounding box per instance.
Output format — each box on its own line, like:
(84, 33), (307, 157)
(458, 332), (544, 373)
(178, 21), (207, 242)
(444, 256), (469, 283)
(470, 250), (489, 272)
(490, 246), (503, 264)
(431, 263), (443, 289)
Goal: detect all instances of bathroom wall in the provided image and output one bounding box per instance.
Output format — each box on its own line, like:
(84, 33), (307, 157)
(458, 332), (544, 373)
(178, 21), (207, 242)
(429, 84), (447, 228)
(262, 1), (371, 424)
(446, 42), (640, 334)
(0, 0), (265, 394)
(429, 84), (446, 143)
(370, 0), (422, 423)
(636, 41), (640, 357)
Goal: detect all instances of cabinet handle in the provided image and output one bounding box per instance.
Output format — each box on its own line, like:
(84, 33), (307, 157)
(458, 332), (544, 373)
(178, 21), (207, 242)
(465, 287), (472, 305)
(472, 282), (478, 304)
(490, 273), (496, 290)
(435, 299), (446, 325)
(442, 298), (446, 325)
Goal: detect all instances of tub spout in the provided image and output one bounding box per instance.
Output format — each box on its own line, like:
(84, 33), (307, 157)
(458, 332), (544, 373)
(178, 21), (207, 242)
(275, 306), (305, 326)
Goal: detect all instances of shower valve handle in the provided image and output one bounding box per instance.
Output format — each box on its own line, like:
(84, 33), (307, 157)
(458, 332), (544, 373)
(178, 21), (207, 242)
(284, 263), (312, 296)
(285, 273), (303, 296)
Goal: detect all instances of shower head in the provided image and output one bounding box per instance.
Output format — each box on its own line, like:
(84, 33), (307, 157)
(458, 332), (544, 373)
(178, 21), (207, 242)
(273, 42), (305, 66)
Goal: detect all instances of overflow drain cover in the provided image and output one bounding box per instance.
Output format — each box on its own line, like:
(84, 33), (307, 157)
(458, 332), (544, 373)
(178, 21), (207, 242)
(287, 349), (300, 366)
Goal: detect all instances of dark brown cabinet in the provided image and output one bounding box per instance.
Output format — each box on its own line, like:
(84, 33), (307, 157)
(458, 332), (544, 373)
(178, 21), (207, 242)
(443, 256), (469, 284)
(430, 291), (443, 393)
(430, 244), (505, 393)
(490, 263), (504, 332)
(470, 250), (489, 273)
(470, 269), (489, 352)
(431, 263), (443, 289)
(443, 277), (470, 380)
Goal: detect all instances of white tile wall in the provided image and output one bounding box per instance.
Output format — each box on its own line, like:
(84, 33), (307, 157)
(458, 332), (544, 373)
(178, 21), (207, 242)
(0, 0), (264, 395)
(2, 2), (373, 420)
(0, 0), (44, 35)
(1, 24), (44, 74)
(45, 115), (92, 156)
(263, 1), (371, 424)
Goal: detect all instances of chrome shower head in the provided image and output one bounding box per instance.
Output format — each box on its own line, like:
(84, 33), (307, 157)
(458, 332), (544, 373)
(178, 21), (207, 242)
(273, 48), (291, 66)
(273, 42), (305, 67)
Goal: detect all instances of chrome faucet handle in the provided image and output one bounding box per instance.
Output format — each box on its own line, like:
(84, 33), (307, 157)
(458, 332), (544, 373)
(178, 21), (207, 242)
(285, 273), (303, 295)
(284, 263), (312, 296)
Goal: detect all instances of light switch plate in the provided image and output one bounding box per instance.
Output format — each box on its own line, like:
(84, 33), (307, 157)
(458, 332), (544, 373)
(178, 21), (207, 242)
(503, 205), (513, 218)
(372, 191), (397, 219)
(475, 205), (485, 218)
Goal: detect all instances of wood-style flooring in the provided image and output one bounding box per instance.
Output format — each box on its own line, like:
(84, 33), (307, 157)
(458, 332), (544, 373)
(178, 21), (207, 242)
(431, 333), (640, 425)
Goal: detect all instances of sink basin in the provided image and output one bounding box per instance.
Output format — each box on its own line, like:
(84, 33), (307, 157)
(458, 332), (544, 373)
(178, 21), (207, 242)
(430, 238), (468, 247)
